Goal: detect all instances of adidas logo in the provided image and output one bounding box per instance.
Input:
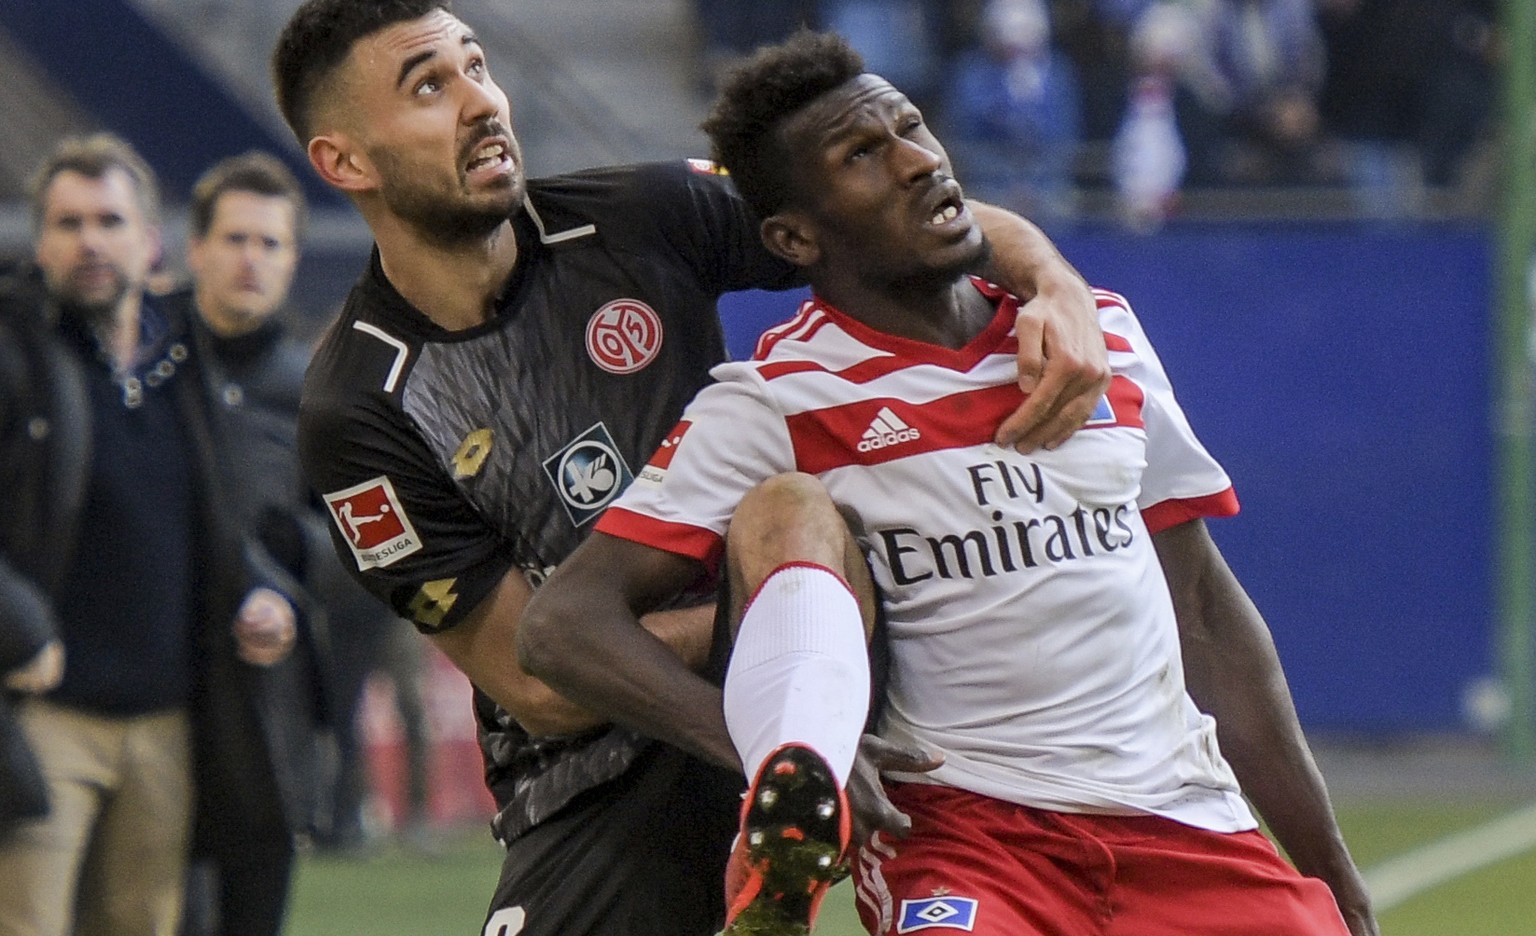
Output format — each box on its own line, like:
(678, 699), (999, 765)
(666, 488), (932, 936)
(857, 407), (921, 453)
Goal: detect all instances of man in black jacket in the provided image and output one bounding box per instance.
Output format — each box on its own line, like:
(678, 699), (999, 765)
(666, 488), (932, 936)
(0, 261), (67, 840)
(166, 150), (332, 936)
(0, 134), (301, 936)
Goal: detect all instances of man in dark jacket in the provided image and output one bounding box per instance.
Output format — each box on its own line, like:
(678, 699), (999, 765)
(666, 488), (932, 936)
(166, 150), (331, 936)
(0, 134), (302, 936)
(0, 262), (68, 840)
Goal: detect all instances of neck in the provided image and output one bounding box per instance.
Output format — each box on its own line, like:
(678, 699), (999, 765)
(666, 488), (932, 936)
(815, 273), (990, 350)
(96, 291), (145, 372)
(372, 211), (520, 331)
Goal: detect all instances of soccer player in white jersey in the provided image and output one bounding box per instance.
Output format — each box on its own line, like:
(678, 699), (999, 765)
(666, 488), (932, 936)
(518, 30), (1378, 936)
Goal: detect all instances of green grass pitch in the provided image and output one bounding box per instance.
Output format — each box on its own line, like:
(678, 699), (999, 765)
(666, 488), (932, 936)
(285, 796), (1536, 935)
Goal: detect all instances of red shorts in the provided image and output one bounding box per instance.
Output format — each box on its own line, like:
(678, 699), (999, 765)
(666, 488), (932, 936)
(851, 783), (1349, 936)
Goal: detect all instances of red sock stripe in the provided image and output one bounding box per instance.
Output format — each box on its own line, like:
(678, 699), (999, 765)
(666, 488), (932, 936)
(741, 561), (855, 618)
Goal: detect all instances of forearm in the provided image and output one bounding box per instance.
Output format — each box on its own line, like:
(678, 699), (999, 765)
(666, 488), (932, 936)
(1165, 525), (1373, 927)
(967, 202), (1107, 450)
(520, 587), (737, 769)
(1189, 593), (1375, 930)
(518, 538), (740, 769)
(639, 603), (716, 674)
(1192, 614), (1358, 883)
(969, 201), (1089, 302)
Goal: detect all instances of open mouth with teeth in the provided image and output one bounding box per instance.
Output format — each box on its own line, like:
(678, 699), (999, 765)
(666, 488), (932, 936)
(466, 141), (509, 175)
(928, 196), (963, 226)
(930, 202), (961, 225)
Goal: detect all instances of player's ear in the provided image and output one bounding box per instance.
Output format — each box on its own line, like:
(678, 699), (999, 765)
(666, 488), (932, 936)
(761, 211), (820, 268)
(309, 132), (375, 194)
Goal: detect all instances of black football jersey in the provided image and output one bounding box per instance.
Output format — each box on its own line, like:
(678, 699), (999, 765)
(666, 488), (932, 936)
(298, 160), (793, 840)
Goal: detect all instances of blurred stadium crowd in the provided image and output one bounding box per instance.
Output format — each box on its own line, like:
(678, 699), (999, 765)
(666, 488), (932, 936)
(694, 0), (1500, 228)
(0, 0), (1504, 233)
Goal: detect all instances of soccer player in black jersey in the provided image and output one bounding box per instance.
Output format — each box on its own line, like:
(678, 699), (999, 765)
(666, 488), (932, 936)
(272, 2), (1109, 933)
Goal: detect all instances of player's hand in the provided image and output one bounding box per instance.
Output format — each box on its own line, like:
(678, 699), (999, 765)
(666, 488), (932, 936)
(4, 639), (64, 694)
(846, 733), (944, 847)
(1331, 877), (1379, 936)
(995, 279), (1109, 453)
(1341, 906), (1380, 936)
(233, 587), (297, 667)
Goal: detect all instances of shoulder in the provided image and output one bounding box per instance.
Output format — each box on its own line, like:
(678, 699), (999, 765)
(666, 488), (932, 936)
(304, 289), (416, 404)
(530, 160), (735, 207)
(526, 160), (743, 241)
(1093, 288), (1142, 339)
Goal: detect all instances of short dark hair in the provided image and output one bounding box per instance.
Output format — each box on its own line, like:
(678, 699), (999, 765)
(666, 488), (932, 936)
(700, 31), (865, 220)
(272, 0), (450, 143)
(28, 133), (160, 233)
(190, 151), (308, 240)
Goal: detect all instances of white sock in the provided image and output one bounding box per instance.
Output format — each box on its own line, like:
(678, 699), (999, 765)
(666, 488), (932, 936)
(723, 562), (870, 788)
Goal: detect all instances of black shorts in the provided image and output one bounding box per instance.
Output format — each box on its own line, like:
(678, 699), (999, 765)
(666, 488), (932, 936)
(481, 742), (744, 936)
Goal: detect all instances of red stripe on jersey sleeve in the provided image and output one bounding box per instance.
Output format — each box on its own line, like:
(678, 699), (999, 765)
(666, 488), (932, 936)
(1094, 289), (1131, 311)
(1103, 331), (1132, 352)
(1104, 374), (1145, 428)
(593, 507), (725, 571)
(757, 359), (829, 381)
(1140, 488), (1241, 534)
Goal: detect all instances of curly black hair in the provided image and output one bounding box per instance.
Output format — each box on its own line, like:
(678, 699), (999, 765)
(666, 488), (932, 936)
(272, 0), (450, 144)
(700, 30), (865, 221)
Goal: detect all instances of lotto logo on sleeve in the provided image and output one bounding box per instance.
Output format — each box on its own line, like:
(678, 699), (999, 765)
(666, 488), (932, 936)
(638, 420), (692, 485)
(896, 896), (979, 933)
(323, 476), (423, 571)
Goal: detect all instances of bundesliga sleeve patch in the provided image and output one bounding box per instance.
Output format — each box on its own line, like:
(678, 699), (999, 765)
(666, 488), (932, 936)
(638, 419), (692, 485)
(897, 895), (979, 933)
(323, 475), (424, 570)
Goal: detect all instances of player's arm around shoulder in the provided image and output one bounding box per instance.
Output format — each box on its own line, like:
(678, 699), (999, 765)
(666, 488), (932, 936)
(1154, 520), (1378, 936)
(969, 201), (1109, 451)
(441, 552), (719, 742)
(519, 532), (738, 769)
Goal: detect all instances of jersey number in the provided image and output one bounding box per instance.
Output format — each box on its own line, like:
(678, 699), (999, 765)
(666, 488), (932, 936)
(484, 907), (526, 936)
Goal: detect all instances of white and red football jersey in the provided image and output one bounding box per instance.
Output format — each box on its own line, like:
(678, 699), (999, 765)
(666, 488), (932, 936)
(597, 280), (1257, 832)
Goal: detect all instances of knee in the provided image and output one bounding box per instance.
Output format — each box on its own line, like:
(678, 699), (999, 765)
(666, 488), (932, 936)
(728, 472), (849, 571)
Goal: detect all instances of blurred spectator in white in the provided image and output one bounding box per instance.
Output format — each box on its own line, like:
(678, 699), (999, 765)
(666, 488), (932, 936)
(1205, 0), (1327, 185)
(942, 0), (1083, 223)
(1110, 1), (1231, 229)
(1112, 3), (1190, 231)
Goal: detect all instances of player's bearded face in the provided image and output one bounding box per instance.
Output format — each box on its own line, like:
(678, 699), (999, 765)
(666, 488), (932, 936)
(368, 118), (525, 245)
